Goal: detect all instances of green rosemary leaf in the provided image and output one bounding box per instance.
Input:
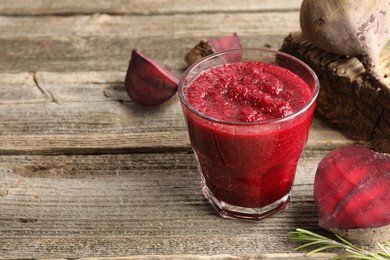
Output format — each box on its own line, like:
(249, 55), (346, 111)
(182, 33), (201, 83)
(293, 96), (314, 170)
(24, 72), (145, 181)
(335, 233), (361, 251)
(377, 241), (390, 258)
(295, 228), (331, 240)
(306, 244), (348, 256)
(344, 249), (381, 260)
(377, 253), (390, 260)
(288, 229), (390, 260)
(294, 240), (335, 251)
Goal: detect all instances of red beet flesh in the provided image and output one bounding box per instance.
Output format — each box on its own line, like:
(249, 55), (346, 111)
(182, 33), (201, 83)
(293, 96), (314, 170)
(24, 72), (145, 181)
(315, 145), (390, 230)
(125, 49), (179, 106)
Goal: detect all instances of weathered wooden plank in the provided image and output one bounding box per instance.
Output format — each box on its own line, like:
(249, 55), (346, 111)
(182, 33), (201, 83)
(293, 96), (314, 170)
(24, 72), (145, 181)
(0, 113), (354, 155)
(0, 149), (330, 258)
(0, 35), (289, 73)
(0, 12), (300, 72)
(0, 71), (355, 155)
(0, 1), (361, 259)
(76, 253), (338, 260)
(0, 72), (46, 104)
(0, 0), (301, 15)
(0, 13), (300, 39)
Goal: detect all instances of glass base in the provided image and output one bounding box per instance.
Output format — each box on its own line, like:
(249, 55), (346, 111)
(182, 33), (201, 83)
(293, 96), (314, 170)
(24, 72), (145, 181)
(202, 185), (290, 221)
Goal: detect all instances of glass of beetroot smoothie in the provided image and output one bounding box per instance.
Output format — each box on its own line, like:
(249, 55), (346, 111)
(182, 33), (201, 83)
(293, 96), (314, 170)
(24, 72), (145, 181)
(179, 48), (319, 221)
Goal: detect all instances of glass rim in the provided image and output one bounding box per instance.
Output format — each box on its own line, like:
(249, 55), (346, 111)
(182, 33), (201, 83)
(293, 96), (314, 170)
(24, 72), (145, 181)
(178, 48), (320, 126)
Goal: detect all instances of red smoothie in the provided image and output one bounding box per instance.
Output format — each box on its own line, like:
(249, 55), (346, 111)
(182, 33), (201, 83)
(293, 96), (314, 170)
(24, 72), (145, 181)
(182, 61), (315, 209)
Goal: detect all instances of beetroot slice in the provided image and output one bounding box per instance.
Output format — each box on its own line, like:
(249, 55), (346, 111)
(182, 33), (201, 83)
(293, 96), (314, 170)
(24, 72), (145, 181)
(125, 49), (179, 106)
(184, 33), (242, 66)
(314, 145), (390, 231)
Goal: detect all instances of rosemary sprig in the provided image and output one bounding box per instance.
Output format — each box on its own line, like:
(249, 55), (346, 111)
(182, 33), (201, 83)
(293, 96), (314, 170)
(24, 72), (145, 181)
(288, 228), (390, 259)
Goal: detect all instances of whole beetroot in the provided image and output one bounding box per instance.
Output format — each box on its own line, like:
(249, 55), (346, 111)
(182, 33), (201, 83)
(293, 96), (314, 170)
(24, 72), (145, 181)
(314, 145), (390, 243)
(300, 0), (390, 95)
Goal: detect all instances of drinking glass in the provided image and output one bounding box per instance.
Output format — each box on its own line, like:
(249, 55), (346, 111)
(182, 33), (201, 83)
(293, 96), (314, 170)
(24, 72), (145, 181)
(178, 48), (319, 221)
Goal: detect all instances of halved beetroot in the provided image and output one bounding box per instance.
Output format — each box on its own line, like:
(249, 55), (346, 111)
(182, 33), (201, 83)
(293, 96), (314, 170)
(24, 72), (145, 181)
(314, 145), (390, 243)
(185, 33), (241, 66)
(125, 49), (179, 106)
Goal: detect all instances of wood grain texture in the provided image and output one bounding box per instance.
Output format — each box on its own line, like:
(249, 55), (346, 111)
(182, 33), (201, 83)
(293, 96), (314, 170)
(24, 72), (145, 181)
(77, 254), (338, 260)
(0, 150), (330, 258)
(84, 253), (337, 259)
(0, 11), (300, 73)
(0, 71), (354, 155)
(0, 13), (299, 38)
(0, 1), (362, 258)
(0, 0), (301, 15)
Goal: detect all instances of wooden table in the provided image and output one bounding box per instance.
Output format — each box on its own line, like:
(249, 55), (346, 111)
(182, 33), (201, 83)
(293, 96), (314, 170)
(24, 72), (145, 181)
(0, 1), (357, 259)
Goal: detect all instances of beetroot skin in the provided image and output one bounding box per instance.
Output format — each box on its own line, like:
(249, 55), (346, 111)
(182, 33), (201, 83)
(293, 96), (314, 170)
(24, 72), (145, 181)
(125, 49), (179, 106)
(184, 33), (241, 66)
(315, 146), (390, 232)
(300, 0), (390, 95)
